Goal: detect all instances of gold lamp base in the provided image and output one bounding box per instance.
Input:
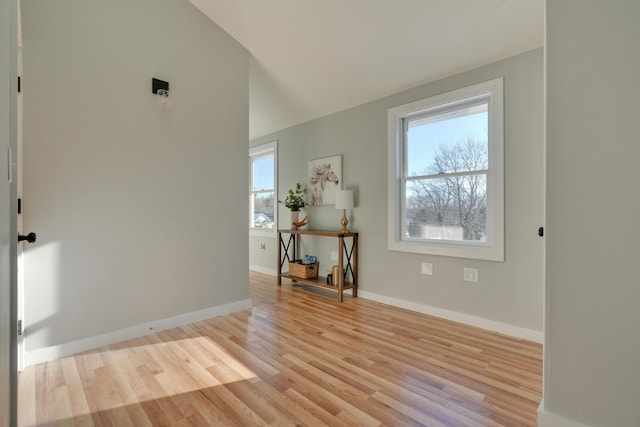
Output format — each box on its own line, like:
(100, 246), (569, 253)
(339, 209), (349, 234)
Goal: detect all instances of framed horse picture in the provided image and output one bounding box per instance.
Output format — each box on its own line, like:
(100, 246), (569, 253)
(308, 155), (342, 205)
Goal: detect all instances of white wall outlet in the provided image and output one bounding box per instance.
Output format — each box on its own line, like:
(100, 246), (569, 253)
(331, 251), (339, 261)
(259, 242), (266, 250)
(421, 262), (433, 275)
(464, 267), (479, 283)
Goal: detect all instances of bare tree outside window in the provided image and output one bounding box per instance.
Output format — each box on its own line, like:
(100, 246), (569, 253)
(406, 136), (487, 241)
(253, 192), (275, 228)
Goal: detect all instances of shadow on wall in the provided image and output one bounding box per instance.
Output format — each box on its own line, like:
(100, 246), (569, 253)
(22, 240), (63, 347)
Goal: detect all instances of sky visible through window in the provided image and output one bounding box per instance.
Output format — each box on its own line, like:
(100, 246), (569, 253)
(407, 111), (487, 175)
(252, 155), (274, 191)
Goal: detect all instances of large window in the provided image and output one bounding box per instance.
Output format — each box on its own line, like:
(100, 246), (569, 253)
(388, 78), (504, 261)
(250, 141), (277, 235)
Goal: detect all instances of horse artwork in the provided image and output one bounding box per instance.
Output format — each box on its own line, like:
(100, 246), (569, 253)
(308, 155), (342, 205)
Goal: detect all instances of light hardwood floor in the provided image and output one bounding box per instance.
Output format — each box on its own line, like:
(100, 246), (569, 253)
(18, 271), (542, 426)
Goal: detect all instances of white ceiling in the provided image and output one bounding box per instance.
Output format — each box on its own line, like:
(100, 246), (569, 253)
(188, 0), (543, 139)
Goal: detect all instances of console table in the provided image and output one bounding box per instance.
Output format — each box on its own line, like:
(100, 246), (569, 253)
(277, 229), (358, 302)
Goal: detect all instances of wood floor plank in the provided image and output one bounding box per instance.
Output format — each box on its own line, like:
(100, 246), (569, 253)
(18, 271), (542, 426)
(282, 388), (354, 427)
(17, 361), (36, 427)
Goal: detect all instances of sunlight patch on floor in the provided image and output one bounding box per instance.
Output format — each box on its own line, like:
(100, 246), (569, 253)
(19, 335), (258, 424)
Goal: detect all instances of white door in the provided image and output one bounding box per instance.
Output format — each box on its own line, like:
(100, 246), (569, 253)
(14, 0), (37, 373)
(1, 0), (19, 424)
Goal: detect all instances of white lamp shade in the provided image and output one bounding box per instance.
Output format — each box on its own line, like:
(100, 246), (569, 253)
(335, 190), (354, 210)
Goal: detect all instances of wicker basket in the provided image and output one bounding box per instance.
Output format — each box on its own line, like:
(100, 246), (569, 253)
(288, 261), (319, 279)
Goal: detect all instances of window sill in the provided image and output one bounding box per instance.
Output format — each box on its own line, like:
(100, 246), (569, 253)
(250, 228), (277, 238)
(388, 239), (504, 261)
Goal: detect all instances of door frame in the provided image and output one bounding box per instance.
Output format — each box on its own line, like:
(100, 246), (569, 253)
(16, 0), (24, 372)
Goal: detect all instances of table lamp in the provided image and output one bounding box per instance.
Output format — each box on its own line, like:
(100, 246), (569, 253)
(335, 190), (354, 233)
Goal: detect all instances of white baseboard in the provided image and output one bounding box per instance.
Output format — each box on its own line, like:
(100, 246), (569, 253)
(537, 401), (590, 427)
(358, 290), (543, 343)
(25, 298), (253, 367)
(249, 265), (278, 276)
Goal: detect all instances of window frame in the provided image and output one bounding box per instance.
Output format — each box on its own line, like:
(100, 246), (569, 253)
(387, 78), (504, 261)
(249, 141), (277, 237)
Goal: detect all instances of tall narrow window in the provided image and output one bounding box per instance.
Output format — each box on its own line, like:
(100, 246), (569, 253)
(388, 78), (504, 261)
(250, 141), (277, 235)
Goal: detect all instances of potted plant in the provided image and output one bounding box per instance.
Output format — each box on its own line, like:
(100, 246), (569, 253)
(279, 183), (307, 229)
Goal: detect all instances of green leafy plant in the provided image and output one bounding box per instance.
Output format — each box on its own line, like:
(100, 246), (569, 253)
(279, 182), (307, 211)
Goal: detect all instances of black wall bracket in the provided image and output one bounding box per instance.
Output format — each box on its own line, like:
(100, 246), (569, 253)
(152, 78), (169, 94)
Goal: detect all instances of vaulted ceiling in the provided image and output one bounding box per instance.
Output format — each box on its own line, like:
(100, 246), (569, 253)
(188, 0), (544, 139)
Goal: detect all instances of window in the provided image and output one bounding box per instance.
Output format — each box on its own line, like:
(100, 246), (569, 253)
(250, 141), (277, 236)
(388, 78), (504, 261)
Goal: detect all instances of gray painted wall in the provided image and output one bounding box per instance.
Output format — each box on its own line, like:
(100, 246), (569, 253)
(543, 1), (640, 425)
(21, 0), (249, 350)
(251, 48), (544, 334)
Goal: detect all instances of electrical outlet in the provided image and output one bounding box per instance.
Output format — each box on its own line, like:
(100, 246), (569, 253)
(259, 242), (266, 250)
(464, 268), (479, 283)
(331, 251), (339, 261)
(421, 262), (433, 275)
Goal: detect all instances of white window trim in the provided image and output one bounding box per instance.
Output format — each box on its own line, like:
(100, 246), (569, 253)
(250, 141), (277, 238)
(387, 78), (504, 261)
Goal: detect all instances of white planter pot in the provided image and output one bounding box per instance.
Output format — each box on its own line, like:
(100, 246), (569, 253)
(290, 211), (299, 229)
